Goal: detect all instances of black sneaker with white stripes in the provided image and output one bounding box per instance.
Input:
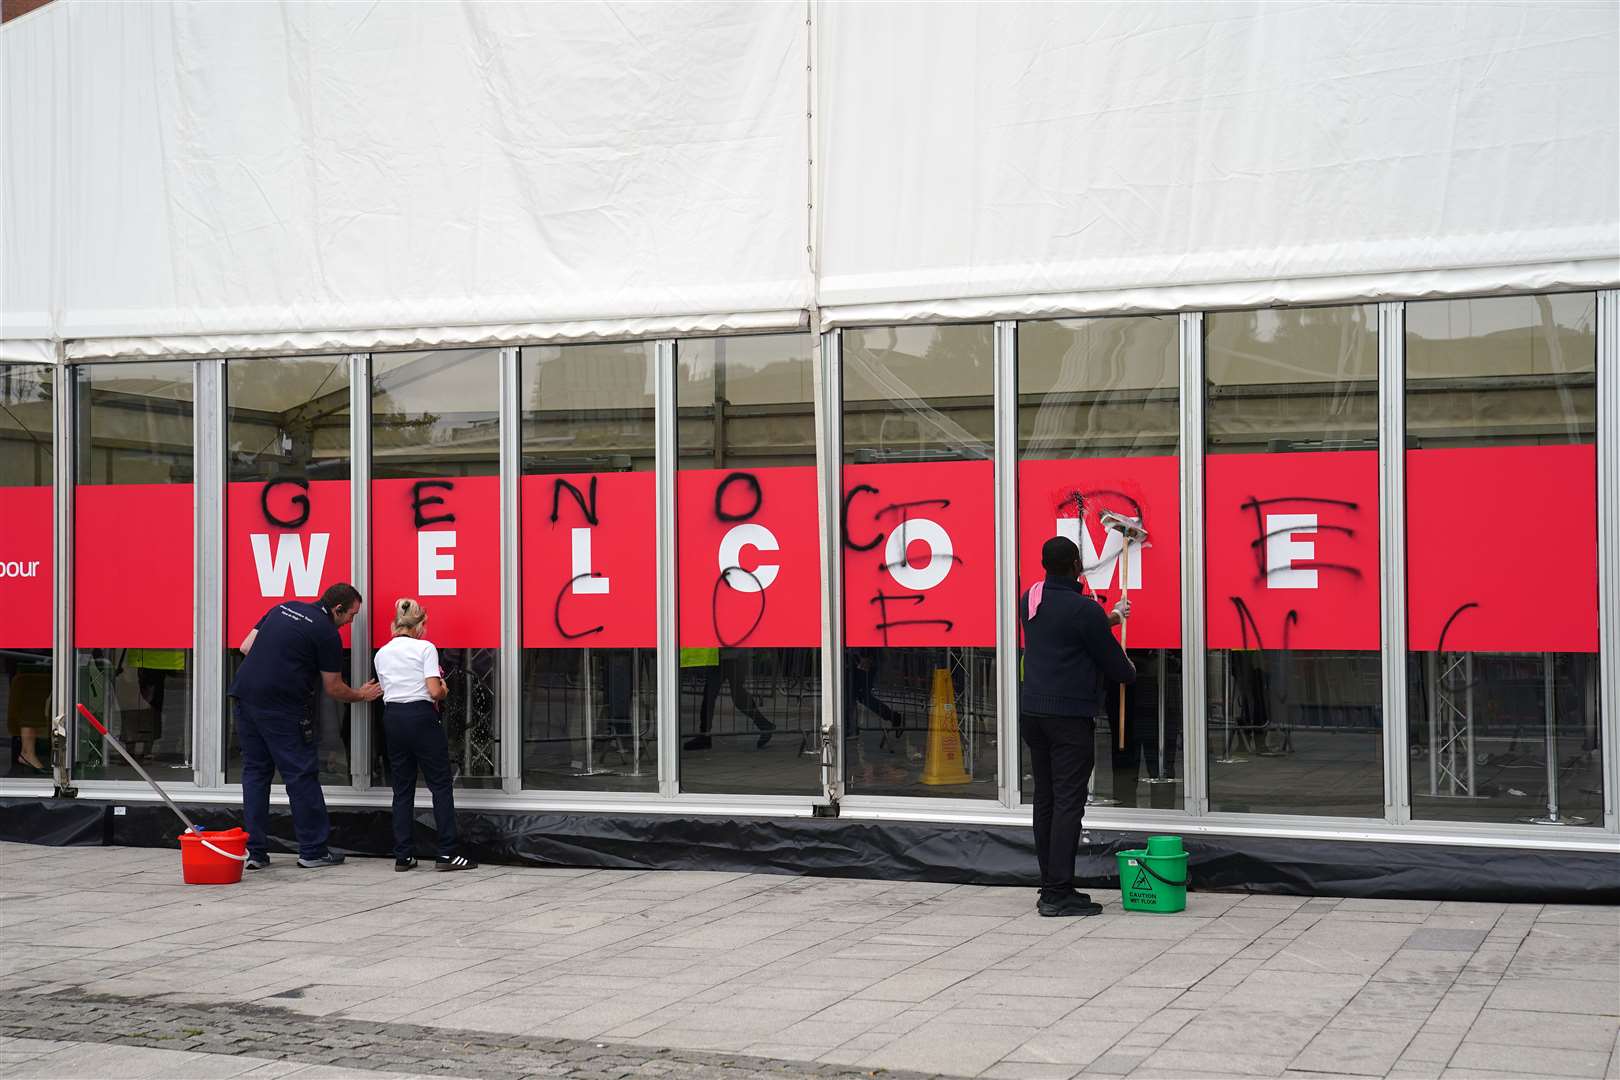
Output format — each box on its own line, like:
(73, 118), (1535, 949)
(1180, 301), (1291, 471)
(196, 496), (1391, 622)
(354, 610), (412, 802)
(435, 854), (477, 872)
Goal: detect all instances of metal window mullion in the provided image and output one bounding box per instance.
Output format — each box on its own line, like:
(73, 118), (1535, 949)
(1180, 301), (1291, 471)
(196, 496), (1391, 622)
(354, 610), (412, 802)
(1598, 290), (1619, 832)
(1180, 312), (1208, 816)
(499, 346), (522, 794)
(816, 329), (845, 805)
(349, 354), (372, 790)
(1379, 303), (1410, 826)
(193, 359), (225, 789)
(52, 360), (74, 782)
(994, 321), (1020, 808)
(655, 339), (679, 797)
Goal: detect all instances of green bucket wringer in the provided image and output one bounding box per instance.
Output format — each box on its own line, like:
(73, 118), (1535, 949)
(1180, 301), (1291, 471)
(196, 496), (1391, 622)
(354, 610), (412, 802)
(1117, 835), (1189, 913)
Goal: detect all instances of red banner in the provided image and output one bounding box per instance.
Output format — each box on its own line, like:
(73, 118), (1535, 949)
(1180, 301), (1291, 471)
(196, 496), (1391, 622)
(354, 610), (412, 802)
(843, 461), (995, 648)
(226, 480), (352, 645)
(1407, 444), (1597, 653)
(523, 472), (655, 648)
(1018, 456), (1182, 649)
(0, 486), (52, 648)
(677, 467), (820, 648)
(75, 484), (194, 648)
(1205, 451), (1380, 651)
(372, 476), (500, 648)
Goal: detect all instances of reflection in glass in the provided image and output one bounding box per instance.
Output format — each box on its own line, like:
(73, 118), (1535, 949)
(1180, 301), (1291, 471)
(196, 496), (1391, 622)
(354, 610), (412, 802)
(1204, 306), (1383, 817)
(371, 350), (501, 789)
(0, 364), (54, 778)
(1017, 317), (1183, 809)
(520, 343), (656, 792)
(225, 356), (352, 786)
(677, 334), (820, 795)
(72, 363), (196, 781)
(1405, 293), (1601, 826)
(842, 325), (998, 798)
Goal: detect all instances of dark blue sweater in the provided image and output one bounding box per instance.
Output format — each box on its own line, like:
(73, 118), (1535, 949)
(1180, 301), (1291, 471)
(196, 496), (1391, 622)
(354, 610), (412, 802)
(1019, 576), (1136, 718)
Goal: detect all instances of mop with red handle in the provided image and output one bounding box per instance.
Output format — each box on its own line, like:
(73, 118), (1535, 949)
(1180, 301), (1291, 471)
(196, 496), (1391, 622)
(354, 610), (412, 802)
(74, 703), (247, 863)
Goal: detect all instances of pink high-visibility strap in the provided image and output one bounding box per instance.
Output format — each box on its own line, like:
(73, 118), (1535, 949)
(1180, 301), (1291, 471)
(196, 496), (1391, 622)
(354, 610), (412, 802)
(1027, 581), (1045, 619)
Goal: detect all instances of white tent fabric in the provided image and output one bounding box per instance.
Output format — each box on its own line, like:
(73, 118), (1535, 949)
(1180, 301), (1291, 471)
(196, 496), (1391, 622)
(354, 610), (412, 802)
(2, 1), (1616, 360)
(817, 1), (1620, 322)
(1, 1), (810, 356)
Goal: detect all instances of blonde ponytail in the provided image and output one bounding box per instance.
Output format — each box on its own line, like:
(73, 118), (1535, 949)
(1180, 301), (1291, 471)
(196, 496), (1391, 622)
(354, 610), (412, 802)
(391, 597), (427, 637)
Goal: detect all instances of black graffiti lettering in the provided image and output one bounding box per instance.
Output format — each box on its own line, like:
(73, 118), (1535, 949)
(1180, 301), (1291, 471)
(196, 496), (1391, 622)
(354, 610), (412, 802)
(553, 574), (605, 640)
(1280, 608), (1299, 652)
(712, 567), (767, 647)
(843, 484), (884, 552)
(869, 591), (953, 647)
(875, 498), (949, 519)
(714, 472), (763, 523)
(412, 480), (456, 528)
(260, 479), (311, 529)
(549, 476), (600, 526)
(879, 551), (965, 574)
(1073, 488), (1143, 520)
(1436, 601), (1481, 654)
(1229, 596), (1266, 651)
(1239, 494), (1360, 581)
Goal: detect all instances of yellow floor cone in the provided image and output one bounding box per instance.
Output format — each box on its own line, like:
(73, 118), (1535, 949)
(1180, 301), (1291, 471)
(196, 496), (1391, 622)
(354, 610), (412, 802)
(920, 668), (971, 785)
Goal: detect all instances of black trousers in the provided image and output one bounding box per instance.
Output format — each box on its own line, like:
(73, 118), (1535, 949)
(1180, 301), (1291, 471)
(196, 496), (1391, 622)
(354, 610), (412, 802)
(383, 700), (458, 860)
(697, 656), (768, 733)
(1021, 711), (1096, 896)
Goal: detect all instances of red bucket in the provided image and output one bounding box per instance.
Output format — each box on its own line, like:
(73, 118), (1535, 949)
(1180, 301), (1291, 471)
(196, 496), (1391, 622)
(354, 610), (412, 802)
(178, 828), (249, 885)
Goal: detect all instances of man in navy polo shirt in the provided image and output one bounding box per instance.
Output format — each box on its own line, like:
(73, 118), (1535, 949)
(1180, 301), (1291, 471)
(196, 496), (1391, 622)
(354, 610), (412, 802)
(230, 582), (382, 869)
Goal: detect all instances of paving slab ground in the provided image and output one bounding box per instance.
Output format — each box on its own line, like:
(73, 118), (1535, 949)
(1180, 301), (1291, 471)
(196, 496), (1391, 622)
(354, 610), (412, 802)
(0, 842), (1614, 1080)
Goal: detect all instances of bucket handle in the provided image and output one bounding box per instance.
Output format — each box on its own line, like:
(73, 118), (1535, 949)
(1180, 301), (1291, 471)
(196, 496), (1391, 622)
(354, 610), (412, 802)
(1133, 858), (1189, 889)
(190, 833), (250, 863)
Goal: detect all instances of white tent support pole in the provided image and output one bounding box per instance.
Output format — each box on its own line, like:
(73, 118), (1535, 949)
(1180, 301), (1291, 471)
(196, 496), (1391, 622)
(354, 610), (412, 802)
(52, 358), (75, 784)
(816, 329), (844, 808)
(499, 346), (522, 793)
(1597, 289), (1618, 833)
(348, 354), (373, 790)
(193, 359), (225, 789)
(993, 321), (1020, 808)
(1379, 302), (1410, 825)
(655, 338), (679, 797)
(1179, 311), (1208, 815)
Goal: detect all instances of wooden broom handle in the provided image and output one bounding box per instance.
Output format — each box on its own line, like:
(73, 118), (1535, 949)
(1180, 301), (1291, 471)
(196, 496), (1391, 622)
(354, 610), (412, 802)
(1118, 542), (1130, 750)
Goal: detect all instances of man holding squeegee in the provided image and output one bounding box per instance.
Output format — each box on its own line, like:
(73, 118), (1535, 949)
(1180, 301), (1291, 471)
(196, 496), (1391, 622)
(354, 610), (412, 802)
(230, 583), (382, 870)
(1020, 536), (1135, 917)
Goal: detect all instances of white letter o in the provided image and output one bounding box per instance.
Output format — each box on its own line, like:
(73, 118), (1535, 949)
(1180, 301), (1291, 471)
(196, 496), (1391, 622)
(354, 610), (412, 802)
(884, 518), (953, 591)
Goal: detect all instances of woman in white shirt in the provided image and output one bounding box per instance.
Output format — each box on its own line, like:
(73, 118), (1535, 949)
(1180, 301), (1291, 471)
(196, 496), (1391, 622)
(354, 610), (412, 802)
(374, 598), (475, 872)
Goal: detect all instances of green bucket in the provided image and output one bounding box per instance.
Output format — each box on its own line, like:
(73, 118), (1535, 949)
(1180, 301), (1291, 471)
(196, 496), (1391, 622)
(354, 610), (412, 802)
(1117, 835), (1189, 914)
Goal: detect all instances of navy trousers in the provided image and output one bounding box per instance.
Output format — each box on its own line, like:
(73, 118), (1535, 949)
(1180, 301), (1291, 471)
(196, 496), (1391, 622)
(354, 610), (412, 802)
(383, 700), (459, 859)
(1020, 711), (1096, 897)
(235, 700), (331, 861)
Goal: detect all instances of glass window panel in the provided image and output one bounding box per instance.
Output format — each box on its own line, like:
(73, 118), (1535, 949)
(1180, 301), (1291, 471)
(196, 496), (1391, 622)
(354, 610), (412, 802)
(1204, 306), (1383, 817)
(1017, 316), (1183, 810)
(371, 350), (502, 789)
(520, 342), (657, 792)
(0, 363), (54, 778)
(224, 356), (353, 787)
(1405, 293), (1601, 826)
(677, 334), (820, 795)
(72, 362), (196, 781)
(841, 325), (998, 798)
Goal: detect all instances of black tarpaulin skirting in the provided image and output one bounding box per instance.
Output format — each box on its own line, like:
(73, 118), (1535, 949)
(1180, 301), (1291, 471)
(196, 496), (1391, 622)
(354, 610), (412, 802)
(0, 796), (1613, 903)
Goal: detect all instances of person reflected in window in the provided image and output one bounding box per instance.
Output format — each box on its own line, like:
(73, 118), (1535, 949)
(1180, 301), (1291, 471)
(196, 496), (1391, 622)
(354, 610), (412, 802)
(844, 648), (905, 746)
(1020, 536), (1135, 918)
(685, 648), (776, 751)
(374, 598), (476, 873)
